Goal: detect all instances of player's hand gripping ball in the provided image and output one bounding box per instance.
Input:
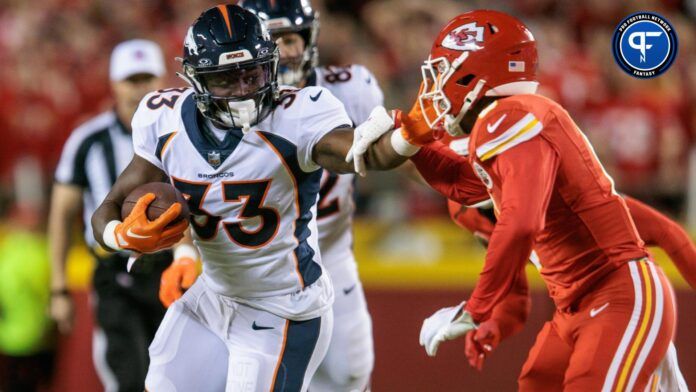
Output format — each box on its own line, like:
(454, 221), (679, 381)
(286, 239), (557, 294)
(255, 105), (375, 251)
(116, 183), (190, 253)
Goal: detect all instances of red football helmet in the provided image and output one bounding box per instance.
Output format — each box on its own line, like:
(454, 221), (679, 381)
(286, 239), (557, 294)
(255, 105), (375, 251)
(419, 10), (538, 136)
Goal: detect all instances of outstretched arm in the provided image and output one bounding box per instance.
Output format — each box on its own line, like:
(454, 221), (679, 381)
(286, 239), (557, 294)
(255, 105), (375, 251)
(314, 98), (441, 176)
(410, 142), (490, 206)
(312, 127), (409, 174)
(624, 195), (696, 289)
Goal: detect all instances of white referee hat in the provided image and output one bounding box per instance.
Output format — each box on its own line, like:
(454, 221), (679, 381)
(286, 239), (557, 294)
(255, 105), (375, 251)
(109, 39), (166, 82)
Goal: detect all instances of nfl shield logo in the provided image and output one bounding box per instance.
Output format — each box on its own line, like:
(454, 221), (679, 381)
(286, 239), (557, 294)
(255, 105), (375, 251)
(207, 150), (221, 167)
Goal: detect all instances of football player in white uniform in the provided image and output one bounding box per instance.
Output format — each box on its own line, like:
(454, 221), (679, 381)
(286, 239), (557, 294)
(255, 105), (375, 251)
(242, 1), (383, 390)
(91, 4), (407, 391)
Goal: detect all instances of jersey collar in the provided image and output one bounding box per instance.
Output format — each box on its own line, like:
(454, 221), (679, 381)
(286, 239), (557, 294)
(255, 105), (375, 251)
(181, 94), (244, 169)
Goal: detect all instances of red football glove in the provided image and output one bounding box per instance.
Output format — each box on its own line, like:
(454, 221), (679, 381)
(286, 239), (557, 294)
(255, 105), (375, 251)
(464, 319), (502, 371)
(159, 257), (199, 308)
(114, 193), (188, 253)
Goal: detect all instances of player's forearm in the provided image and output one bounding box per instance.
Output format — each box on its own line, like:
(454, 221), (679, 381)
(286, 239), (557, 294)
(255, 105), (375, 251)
(91, 198), (122, 250)
(655, 220), (696, 289)
(314, 128), (409, 174)
(490, 271), (531, 339)
(90, 156), (168, 250)
(624, 195), (696, 289)
(48, 184), (82, 291)
(364, 129), (410, 171)
(48, 206), (73, 291)
(465, 220), (536, 322)
(410, 143), (487, 205)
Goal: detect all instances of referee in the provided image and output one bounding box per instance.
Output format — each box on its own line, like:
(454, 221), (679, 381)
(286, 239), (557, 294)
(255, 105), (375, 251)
(48, 39), (172, 392)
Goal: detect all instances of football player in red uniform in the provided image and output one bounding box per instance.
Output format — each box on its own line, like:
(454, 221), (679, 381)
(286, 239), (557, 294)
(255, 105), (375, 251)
(350, 10), (681, 391)
(449, 196), (693, 390)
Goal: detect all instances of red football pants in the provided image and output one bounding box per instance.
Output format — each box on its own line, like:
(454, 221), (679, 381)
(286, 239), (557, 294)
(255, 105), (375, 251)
(518, 259), (675, 391)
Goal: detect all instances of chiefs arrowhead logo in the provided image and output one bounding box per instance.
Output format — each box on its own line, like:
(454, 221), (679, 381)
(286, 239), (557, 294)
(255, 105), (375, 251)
(442, 23), (485, 51)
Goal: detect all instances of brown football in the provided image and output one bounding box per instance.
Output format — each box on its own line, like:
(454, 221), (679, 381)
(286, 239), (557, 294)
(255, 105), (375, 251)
(121, 182), (190, 224)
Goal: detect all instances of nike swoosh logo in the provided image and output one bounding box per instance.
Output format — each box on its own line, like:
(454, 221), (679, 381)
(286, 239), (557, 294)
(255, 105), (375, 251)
(343, 284), (356, 295)
(126, 228), (151, 239)
(487, 114), (507, 133)
(310, 90), (323, 101)
(251, 321), (274, 331)
(590, 302), (610, 318)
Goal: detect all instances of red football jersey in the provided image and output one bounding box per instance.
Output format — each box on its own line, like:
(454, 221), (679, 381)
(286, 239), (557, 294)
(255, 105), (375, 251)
(412, 94), (648, 322)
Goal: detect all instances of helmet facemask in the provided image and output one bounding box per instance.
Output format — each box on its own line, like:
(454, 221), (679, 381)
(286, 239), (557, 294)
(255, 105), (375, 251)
(419, 52), (487, 137)
(181, 52), (279, 133)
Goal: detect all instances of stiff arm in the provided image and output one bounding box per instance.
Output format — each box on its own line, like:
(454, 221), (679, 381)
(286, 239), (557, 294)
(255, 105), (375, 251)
(313, 126), (409, 174)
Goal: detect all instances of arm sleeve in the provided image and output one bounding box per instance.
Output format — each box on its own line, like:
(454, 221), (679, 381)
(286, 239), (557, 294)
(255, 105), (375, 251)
(490, 270), (531, 340)
(410, 142), (489, 206)
(624, 195), (696, 289)
(297, 87), (352, 172)
(465, 137), (559, 322)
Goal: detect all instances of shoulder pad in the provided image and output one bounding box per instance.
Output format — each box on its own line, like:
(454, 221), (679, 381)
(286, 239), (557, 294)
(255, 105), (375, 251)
(276, 86), (342, 116)
(472, 97), (544, 162)
(132, 88), (192, 129)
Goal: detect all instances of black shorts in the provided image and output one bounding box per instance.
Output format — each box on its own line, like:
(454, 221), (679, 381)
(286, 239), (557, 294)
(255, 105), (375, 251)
(92, 251), (171, 392)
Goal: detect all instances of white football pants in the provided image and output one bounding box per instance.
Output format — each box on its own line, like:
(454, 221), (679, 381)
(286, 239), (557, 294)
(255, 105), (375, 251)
(310, 257), (374, 392)
(145, 276), (333, 392)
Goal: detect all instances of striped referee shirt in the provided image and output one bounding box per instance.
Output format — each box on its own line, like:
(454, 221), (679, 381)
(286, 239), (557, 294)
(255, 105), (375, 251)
(55, 110), (133, 247)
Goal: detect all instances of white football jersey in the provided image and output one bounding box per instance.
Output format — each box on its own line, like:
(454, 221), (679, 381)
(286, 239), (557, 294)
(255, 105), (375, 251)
(132, 86), (351, 320)
(312, 65), (384, 264)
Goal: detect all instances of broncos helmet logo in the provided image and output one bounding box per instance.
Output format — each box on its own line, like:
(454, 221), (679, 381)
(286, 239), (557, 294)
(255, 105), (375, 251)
(184, 27), (199, 56)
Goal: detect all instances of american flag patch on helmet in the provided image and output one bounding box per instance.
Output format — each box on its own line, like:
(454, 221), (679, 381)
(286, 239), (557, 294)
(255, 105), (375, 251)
(508, 61), (525, 72)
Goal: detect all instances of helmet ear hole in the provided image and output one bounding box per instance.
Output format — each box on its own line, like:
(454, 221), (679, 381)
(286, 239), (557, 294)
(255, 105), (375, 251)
(487, 23), (499, 34)
(456, 74), (476, 87)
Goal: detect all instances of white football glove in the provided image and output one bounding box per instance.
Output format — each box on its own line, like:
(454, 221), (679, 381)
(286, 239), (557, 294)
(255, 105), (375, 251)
(419, 301), (477, 357)
(345, 106), (396, 176)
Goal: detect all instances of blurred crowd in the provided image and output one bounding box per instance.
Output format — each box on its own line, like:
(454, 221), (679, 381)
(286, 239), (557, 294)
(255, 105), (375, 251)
(1, 0), (695, 218)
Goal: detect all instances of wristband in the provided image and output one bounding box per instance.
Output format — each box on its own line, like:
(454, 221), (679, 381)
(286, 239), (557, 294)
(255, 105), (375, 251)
(391, 128), (421, 157)
(103, 220), (123, 251)
(174, 244), (198, 262)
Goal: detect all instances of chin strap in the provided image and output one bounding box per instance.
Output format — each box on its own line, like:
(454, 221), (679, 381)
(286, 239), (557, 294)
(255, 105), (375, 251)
(226, 99), (255, 134)
(237, 106), (251, 134)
